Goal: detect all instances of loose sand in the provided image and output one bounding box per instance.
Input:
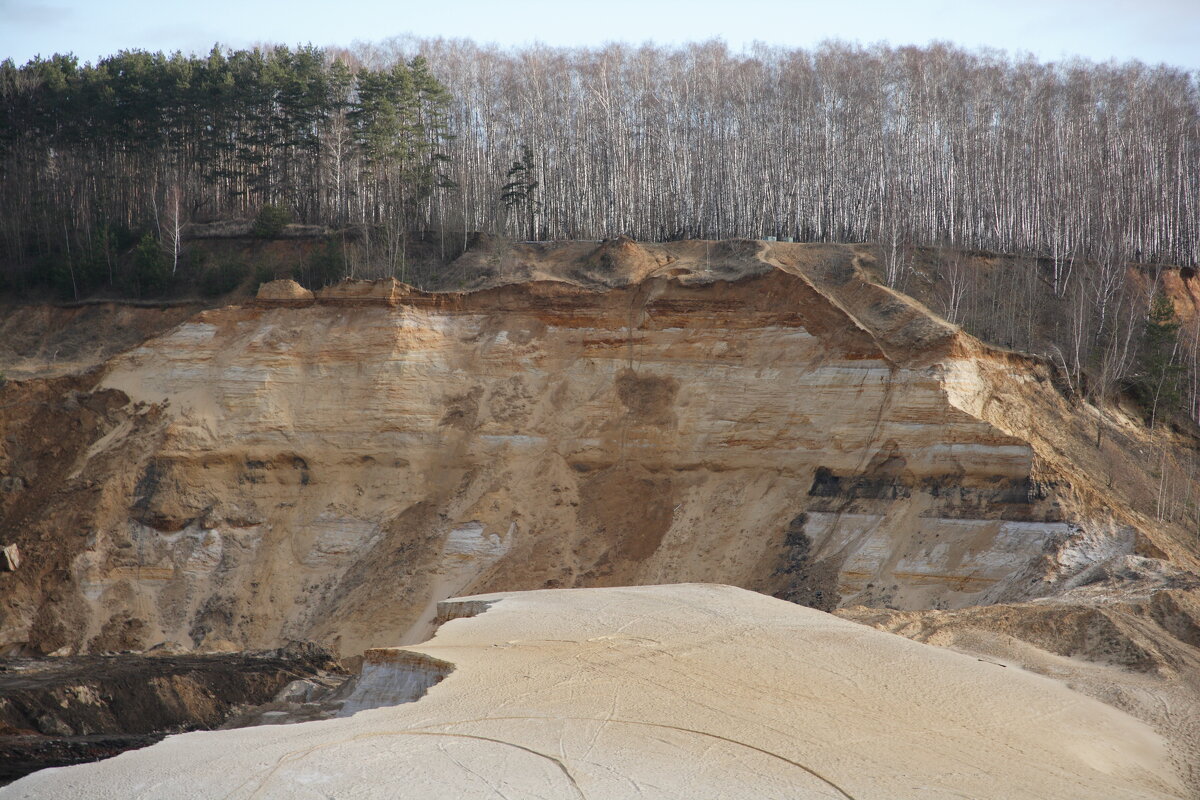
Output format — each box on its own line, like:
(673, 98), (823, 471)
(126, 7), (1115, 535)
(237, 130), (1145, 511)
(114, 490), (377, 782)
(3, 584), (1184, 799)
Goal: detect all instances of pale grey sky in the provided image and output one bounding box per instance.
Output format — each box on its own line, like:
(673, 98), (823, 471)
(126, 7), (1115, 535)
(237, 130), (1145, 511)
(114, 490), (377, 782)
(2, 0), (1198, 69)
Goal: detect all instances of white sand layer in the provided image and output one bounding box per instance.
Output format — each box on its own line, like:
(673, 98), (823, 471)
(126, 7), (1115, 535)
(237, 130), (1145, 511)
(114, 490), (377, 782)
(3, 584), (1184, 799)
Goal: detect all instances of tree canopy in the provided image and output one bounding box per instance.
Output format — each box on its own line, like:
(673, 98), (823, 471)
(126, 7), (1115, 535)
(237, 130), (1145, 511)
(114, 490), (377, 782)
(0, 44), (455, 288)
(2, 39), (1199, 426)
(2, 39), (1197, 282)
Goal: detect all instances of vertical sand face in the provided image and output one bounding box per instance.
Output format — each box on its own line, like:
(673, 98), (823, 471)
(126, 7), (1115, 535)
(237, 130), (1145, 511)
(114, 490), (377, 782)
(26, 259), (1101, 658)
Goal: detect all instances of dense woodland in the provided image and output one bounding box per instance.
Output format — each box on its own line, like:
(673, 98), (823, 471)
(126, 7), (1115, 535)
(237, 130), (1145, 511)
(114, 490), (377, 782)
(2, 38), (1200, 430)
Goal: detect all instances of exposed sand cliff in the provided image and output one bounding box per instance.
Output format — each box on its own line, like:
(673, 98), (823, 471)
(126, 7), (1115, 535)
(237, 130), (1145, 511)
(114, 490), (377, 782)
(1, 240), (1196, 659)
(3, 239), (1200, 792)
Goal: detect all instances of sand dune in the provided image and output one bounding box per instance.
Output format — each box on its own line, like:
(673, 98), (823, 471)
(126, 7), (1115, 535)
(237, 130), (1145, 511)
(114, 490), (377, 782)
(4, 584), (1184, 799)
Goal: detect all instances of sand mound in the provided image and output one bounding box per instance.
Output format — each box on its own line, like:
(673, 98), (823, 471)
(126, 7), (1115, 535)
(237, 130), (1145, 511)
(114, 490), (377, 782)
(5, 585), (1184, 799)
(840, 587), (1200, 793)
(576, 235), (665, 284)
(316, 278), (411, 305)
(255, 279), (314, 305)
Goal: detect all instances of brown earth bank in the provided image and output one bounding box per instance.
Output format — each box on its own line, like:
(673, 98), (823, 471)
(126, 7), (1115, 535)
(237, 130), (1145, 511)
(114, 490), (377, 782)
(2, 239), (1199, 653)
(1, 238), (1200, 790)
(0, 642), (344, 784)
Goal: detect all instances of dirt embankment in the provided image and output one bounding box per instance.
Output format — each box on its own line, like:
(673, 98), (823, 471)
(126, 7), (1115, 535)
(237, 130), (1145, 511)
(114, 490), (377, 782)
(0, 643), (344, 784)
(0, 303), (205, 380)
(0, 239), (1197, 657)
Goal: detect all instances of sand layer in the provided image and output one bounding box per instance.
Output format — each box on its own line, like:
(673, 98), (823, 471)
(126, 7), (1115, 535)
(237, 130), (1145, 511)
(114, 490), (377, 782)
(6, 241), (1188, 660)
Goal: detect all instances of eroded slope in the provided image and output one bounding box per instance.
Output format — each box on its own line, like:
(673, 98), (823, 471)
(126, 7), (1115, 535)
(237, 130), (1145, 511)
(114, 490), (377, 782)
(0, 241), (1195, 659)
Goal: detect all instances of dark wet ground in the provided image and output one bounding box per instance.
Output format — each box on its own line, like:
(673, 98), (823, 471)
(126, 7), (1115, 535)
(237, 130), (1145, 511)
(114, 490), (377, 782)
(0, 643), (344, 784)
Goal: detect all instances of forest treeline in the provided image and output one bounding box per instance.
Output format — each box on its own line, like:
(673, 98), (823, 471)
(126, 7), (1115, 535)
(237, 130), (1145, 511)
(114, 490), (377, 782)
(0, 44), (454, 291)
(3, 39), (1198, 274)
(2, 38), (1200, 435)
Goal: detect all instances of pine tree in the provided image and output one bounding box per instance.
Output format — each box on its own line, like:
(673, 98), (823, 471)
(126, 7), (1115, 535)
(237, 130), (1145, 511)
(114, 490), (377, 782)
(1132, 291), (1185, 427)
(501, 145), (539, 241)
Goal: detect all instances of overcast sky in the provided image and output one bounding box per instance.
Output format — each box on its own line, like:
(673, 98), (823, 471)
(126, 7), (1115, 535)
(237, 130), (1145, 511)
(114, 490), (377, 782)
(3, 0), (1199, 69)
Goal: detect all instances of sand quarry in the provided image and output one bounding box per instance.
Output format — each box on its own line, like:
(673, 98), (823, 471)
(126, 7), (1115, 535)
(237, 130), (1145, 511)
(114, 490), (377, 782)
(1, 240), (1199, 795)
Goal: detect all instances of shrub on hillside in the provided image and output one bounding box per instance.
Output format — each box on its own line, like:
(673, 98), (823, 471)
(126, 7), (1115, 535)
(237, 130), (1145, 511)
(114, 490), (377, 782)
(294, 241), (347, 288)
(252, 205), (292, 239)
(254, 263), (277, 287)
(43, 253), (79, 299)
(1126, 292), (1185, 427)
(201, 260), (249, 297)
(132, 233), (170, 296)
